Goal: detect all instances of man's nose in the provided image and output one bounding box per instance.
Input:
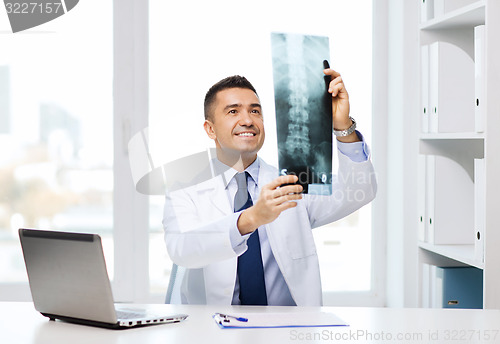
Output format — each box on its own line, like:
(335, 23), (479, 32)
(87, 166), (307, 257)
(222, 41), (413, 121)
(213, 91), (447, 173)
(238, 111), (253, 126)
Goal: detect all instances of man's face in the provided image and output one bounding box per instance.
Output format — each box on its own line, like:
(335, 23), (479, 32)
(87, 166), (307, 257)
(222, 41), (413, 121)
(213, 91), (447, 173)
(204, 88), (265, 162)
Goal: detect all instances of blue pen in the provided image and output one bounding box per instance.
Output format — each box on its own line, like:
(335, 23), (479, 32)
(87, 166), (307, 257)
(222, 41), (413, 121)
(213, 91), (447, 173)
(215, 313), (248, 322)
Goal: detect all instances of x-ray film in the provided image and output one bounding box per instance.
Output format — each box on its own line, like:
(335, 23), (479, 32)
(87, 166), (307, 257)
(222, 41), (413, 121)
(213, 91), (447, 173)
(271, 32), (332, 195)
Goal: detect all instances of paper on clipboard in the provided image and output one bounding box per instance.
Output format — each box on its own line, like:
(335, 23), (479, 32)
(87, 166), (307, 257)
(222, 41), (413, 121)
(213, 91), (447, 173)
(213, 312), (348, 329)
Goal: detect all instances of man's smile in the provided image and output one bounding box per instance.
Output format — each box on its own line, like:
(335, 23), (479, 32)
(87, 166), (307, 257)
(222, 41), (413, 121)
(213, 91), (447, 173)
(235, 132), (257, 137)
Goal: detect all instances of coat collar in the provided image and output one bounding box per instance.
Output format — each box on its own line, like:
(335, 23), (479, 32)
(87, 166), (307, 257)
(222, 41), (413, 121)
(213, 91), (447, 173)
(194, 156), (278, 215)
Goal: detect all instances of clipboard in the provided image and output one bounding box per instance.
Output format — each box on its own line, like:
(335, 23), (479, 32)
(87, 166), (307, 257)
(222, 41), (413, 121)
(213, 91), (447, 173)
(212, 312), (348, 329)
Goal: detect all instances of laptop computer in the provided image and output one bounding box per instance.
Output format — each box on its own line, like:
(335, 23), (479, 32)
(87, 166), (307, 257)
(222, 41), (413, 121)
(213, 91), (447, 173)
(18, 228), (188, 329)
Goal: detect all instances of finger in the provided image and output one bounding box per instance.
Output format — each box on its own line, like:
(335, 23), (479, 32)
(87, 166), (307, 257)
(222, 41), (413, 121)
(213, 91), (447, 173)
(265, 175), (299, 190)
(275, 200), (299, 212)
(330, 83), (346, 97)
(329, 76), (343, 87)
(260, 194), (301, 218)
(323, 68), (341, 78)
(274, 184), (303, 197)
(328, 76), (344, 94)
(272, 193), (303, 207)
(330, 82), (347, 97)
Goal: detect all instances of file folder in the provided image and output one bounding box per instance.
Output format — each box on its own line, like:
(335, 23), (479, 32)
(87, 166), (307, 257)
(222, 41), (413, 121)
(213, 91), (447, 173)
(421, 45), (430, 133)
(474, 25), (485, 133)
(474, 158), (485, 263)
(420, 0), (434, 22)
(435, 267), (483, 309)
(425, 155), (474, 244)
(434, 0), (478, 18)
(213, 312), (348, 329)
(417, 154), (427, 242)
(428, 41), (474, 133)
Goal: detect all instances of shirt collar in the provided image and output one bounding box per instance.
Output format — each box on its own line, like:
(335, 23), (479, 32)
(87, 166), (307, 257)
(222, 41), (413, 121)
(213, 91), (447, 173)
(213, 157), (260, 189)
(244, 158), (260, 185)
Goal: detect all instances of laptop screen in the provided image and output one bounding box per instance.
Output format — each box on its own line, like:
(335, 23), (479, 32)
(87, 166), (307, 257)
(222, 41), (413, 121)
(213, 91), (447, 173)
(19, 229), (118, 323)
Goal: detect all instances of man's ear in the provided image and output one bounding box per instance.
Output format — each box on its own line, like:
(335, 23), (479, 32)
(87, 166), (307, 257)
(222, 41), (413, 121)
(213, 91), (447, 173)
(203, 120), (217, 139)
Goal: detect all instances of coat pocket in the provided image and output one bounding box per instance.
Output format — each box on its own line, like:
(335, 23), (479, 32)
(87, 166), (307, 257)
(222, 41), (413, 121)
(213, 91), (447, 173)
(275, 206), (317, 259)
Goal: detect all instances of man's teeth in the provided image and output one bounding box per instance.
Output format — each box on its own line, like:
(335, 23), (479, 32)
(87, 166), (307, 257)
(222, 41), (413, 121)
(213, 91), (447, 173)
(237, 133), (254, 137)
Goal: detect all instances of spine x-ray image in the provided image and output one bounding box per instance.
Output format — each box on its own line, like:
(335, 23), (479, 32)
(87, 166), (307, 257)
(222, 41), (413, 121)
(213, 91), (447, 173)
(271, 32), (332, 195)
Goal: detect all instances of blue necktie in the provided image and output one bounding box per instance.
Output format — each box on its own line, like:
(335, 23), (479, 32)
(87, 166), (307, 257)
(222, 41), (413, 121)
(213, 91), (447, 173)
(234, 172), (267, 306)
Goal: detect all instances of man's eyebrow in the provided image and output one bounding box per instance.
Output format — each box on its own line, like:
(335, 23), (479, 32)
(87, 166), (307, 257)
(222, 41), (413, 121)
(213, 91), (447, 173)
(223, 103), (261, 111)
(223, 103), (242, 112)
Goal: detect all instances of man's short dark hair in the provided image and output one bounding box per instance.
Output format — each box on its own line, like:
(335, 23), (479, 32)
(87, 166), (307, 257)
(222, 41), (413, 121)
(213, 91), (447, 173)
(204, 75), (258, 121)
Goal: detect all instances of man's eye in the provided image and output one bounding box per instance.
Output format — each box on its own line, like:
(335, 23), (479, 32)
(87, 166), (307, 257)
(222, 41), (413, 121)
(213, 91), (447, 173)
(251, 109), (261, 114)
(229, 109), (237, 114)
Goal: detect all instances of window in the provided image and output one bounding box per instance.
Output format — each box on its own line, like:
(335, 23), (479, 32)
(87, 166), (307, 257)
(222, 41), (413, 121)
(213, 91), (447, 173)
(0, 0), (113, 298)
(0, 0), (376, 304)
(148, 0), (374, 302)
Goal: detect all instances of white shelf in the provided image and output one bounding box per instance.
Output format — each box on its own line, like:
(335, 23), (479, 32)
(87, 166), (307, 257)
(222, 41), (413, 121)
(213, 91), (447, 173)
(418, 242), (484, 269)
(420, 132), (484, 140)
(419, 135), (484, 159)
(419, 136), (484, 180)
(420, 1), (485, 30)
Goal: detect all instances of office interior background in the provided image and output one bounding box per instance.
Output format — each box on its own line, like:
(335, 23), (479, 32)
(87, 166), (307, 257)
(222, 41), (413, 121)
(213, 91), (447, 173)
(3, 0), (491, 308)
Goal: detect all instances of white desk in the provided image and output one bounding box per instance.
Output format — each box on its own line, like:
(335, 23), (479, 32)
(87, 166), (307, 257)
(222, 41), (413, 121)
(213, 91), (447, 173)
(1, 302), (500, 343)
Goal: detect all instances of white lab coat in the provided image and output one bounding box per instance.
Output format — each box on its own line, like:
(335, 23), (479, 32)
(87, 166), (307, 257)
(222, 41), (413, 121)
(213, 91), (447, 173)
(163, 152), (376, 306)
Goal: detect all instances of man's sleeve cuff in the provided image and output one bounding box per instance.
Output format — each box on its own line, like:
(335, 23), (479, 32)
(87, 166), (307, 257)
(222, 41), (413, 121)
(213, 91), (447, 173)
(336, 130), (370, 162)
(229, 212), (250, 255)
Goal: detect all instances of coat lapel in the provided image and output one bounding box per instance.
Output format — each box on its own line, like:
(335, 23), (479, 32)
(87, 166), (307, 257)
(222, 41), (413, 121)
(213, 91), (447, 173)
(195, 174), (232, 216)
(257, 158), (278, 187)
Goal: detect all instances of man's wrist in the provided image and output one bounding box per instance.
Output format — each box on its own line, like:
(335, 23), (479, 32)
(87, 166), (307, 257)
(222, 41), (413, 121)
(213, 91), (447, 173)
(237, 208), (260, 235)
(334, 116), (360, 143)
(333, 116), (356, 137)
(333, 118), (352, 130)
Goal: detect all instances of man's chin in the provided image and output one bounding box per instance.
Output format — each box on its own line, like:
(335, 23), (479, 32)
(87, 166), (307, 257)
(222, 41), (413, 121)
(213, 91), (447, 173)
(215, 147), (259, 162)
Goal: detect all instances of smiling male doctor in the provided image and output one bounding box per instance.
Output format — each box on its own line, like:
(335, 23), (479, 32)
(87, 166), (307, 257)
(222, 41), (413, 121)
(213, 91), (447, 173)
(163, 68), (377, 306)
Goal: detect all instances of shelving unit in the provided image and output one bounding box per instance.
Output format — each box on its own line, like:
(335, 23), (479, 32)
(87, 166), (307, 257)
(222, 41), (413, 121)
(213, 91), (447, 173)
(416, 0), (500, 309)
(419, 242), (483, 269)
(420, 1), (485, 30)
